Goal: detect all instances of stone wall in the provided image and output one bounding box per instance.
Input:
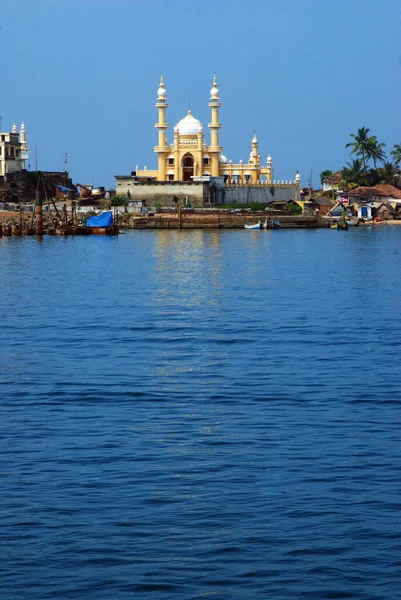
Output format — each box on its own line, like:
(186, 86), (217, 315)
(118, 180), (210, 208)
(115, 176), (299, 208)
(221, 185), (298, 205)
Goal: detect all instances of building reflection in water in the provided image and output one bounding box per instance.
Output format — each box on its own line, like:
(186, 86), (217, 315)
(151, 230), (226, 394)
(150, 230), (273, 396)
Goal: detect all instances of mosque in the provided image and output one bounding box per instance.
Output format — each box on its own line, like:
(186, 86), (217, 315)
(116, 76), (300, 206)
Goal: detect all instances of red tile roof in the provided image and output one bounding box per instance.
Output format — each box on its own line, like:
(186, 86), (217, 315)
(349, 185), (401, 200)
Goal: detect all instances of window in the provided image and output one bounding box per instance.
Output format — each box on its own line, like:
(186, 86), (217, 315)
(16, 150), (19, 157)
(203, 157), (209, 166)
(168, 158), (174, 165)
(168, 174), (174, 181)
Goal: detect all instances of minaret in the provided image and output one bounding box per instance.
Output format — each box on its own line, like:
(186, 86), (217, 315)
(208, 74), (222, 177)
(266, 155), (273, 184)
(251, 134), (259, 160)
(12, 123), (17, 133)
(249, 133), (260, 182)
(20, 121), (29, 163)
(155, 75), (169, 181)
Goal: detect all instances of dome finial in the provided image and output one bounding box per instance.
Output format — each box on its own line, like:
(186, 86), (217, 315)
(157, 74), (166, 99)
(210, 74), (219, 99)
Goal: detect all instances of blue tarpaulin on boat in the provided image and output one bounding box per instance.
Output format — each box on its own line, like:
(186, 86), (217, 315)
(86, 211), (113, 227)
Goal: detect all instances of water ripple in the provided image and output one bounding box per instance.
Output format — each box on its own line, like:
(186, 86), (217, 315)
(0, 229), (400, 599)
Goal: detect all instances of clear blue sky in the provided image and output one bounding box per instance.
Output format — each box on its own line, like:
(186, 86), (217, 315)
(1, 0), (400, 189)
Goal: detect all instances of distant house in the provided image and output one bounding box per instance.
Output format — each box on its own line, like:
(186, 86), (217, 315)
(322, 172), (342, 192)
(313, 197), (335, 215)
(348, 185), (401, 219)
(297, 197), (334, 216)
(329, 203), (355, 219)
(269, 199), (299, 212)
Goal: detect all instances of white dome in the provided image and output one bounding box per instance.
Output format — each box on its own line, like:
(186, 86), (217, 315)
(158, 86), (166, 98)
(219, 154), (228, 164)
(210, 85), (219, 98)
(177, 109), (203, 135)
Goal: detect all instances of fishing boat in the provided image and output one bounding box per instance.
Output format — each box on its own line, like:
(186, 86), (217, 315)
(263, 218), (280, 230)
(244, 221), (261, 230)
(330, 221), (348, 230)
(346, 217), (360, 226)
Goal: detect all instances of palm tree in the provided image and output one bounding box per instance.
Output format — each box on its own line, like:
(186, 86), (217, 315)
(390, 144), (401, 166)
(378, 162), (400, 185)
(344, 159), (365, 187)
(367, 136), (386, 169)
(346, 127), (371, 171)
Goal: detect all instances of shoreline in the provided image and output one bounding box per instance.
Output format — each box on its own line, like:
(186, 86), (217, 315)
(1, 210), (401, 233)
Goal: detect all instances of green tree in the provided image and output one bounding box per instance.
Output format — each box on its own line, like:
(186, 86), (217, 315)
(346, 127), (371, 171)
(320, 169), (333, 185)
(367, 136), (386, 169)
(345, 158), (365, 185)
(377, 162), (400, 185)
(390, 144), (401, 166)
(110, 196), (127, 206)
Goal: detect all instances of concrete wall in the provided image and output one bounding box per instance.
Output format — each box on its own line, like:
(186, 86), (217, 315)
(115, 176), (299, 208)
(221, 185), (298, 205)
(116, 180), (209, 208)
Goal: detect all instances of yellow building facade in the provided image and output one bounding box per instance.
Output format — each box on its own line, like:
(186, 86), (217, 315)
(136, 76), (299, 187)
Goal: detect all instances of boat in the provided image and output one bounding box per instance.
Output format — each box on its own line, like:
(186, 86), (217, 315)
(244, 221), (261, 229)
(346, 217), (360, 226)
(330, 221), (348, 230)
(263, 218), (280, 229)
(83, 210), (119, 235)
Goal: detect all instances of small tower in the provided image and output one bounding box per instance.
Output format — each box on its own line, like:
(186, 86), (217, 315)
(266, 155), (273, 184)
(12, 123), (17, 134)
(155, 75), (169, 180)
(208, 74), (222, 177)
(20, 121), (29, 162)
(247, 133), (259, 183)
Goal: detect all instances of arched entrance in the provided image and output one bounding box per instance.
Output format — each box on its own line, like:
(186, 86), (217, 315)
(182, 153), (194, 181)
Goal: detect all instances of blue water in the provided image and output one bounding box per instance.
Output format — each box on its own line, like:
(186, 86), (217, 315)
(1, 228), (400, 599)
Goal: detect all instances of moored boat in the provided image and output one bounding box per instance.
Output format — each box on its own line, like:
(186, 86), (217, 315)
(331, 221), (348, 230)
(84, 210), (119, 235)
(263, 218), (280, 229)
(346, 217), (360, 226)
(244, 221), (261, 230)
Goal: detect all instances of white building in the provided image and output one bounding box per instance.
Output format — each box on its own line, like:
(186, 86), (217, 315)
(0, 122), (29, 177)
